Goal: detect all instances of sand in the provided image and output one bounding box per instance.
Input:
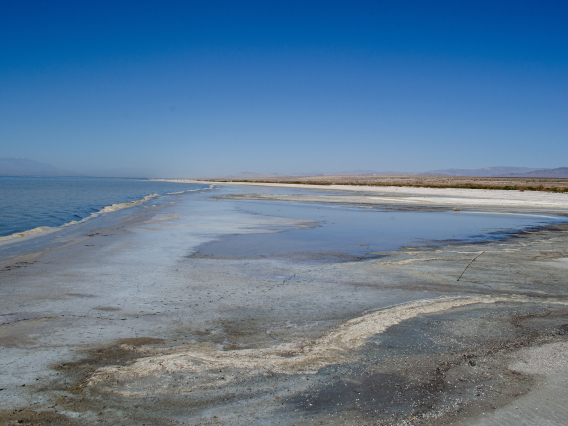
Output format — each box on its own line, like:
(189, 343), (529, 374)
(202, 179), (568, 211)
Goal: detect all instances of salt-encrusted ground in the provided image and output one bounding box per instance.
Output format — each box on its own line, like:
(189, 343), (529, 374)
(1, 183), (568, 425)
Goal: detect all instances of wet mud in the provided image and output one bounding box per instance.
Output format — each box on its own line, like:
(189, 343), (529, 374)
(5, 302), (568, 425)
(286, 303), (568, 425)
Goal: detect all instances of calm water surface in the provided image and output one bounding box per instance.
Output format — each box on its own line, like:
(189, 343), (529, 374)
(193, 198), (567, 260)
(0, 176), (205, 237)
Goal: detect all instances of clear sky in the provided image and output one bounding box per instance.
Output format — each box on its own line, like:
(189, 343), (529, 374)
(1, 1), (567, 177)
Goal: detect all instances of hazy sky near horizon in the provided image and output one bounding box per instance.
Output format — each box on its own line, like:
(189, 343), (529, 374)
(1, 1), (567, 177)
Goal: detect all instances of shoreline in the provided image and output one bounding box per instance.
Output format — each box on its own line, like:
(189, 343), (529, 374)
(0, 184), (216, 265)
(2, 183), (568, 425)
(0, 177), (216, 246)
(0, 193), (162, 245)
(157, 179), (568, 213)
(154, 174), (568, 193)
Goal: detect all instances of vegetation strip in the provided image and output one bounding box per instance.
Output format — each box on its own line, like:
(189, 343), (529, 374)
(207, 179), (568, 193)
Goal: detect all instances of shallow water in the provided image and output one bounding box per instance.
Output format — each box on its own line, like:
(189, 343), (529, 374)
(2, 182), (566, 264)
(192, 199), (567, 261)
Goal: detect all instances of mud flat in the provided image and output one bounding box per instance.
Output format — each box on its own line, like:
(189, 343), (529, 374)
(1, 183), (568, 425)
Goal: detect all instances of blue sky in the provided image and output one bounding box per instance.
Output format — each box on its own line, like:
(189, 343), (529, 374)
(1, 1), (567, 177)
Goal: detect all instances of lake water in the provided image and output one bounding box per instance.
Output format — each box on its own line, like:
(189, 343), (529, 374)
(0, 176), (206, 237)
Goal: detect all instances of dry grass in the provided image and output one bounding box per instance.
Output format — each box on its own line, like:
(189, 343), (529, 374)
(201, 175), (568, 193)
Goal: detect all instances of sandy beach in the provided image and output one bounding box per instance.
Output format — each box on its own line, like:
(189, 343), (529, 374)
(1, 182), (568, 425)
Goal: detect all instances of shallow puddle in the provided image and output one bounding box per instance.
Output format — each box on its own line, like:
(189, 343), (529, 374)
(192, 201), (566, 261)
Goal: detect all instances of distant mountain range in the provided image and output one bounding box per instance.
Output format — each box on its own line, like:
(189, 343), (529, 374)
(423, 167), (568, 178)
(422, 167), (538, 177)
(326, 170), (413, 176)
(224, 172), (286, 179)
(220, 170), (413, 179)
(0, 157), (81, 177)
(509, 167), (568, 178)
(220, 167), (568, 179)
(0, 157), (155, 178)
(2, 158), (568, 179)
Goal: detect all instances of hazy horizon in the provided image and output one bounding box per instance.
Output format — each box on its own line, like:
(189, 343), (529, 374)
(1, 1), (567, 177)
(2, 157), (568, 179)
